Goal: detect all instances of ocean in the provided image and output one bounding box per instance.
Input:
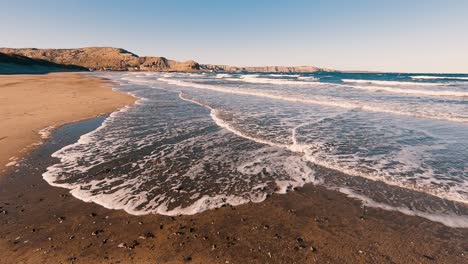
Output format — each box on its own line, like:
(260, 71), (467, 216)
(43, 71), (468, 227)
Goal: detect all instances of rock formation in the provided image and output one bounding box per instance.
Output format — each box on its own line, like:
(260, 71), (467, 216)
(0, 47), (200, 72)
(0, 47), (331, 73)
(0, 52), (87, 74)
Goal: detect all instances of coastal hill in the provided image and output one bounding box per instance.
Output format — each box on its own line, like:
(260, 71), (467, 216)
(0, 53), (87, 74)
(0, 52), (87, 74)
(0, 47), (329, 73)
(0, 47), (200, 72)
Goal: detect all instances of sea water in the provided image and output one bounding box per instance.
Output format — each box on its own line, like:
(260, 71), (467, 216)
(43, 71), (468, 227)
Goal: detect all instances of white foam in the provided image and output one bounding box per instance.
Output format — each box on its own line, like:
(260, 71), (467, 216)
(178, 92), (467, 205)
(178, 93), (316, 193)
(38, 126), (55, 139)
(297, 142), (468, 205)
(297, 76), (318, 80)
(411, 76), (468, 80)
(339, 187), (468, 228)
(41, 73), (468, 226)
(48, 136), (272, 217)
(237, 75), (317, 85)
(268, 74), (300, 77)
(232, 75), (465, 98)
(342, 79), (445, 86)
(151, 194), (267, 216)
(43, 104), (136, 187)
(178, 93), (286, 148)
(158, 78), (468, 123)
(157, 73), (175, 78)
(349, 85), (468, 97)
(215, 73), (232, 78)
(42, 83), (273, 216)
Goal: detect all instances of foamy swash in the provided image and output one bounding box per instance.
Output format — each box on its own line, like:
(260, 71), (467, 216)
(43, 72), (468, 228)
(411, 75), (468, 80)
(157, 77), (468, 123)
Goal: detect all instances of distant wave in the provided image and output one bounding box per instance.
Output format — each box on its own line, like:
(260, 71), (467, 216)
(349, 85), (468, 97)
(411, 76), (468, 80)
(236, 75), (318, 85)
(342, 78), (468, 97)
(267, 74), (300, 77)
(215, 73), (232, 78)
(158, 78), (467, 123)
(297, 76), (317, 80)
(342, 79), (444, 86)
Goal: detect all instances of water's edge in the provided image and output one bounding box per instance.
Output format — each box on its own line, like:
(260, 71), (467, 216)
(36, 81), (468, 228)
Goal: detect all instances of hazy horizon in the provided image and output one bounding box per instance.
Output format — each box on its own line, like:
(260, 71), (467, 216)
(1, 0), (468, 73)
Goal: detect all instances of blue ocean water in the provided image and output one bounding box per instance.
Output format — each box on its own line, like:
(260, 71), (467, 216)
(43, 71), (468, 227)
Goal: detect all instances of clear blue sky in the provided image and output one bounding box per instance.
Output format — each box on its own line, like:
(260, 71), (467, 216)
(1, 0), (467, 73)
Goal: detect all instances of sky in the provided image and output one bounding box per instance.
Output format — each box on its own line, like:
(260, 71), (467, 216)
(1, 0), (468, 73)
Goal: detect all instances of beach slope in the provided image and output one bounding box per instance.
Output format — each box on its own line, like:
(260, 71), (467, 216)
(0, 73), (134, 171)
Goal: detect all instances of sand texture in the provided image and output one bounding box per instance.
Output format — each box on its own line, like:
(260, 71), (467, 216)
(0, 73), (134, 171)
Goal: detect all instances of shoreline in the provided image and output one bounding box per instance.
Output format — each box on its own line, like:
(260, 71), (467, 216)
(0, 73), (467, 263)
(31, 83), (468, 227)
(177, 91), (468, 228)
(0, 73), (135, 172)
(0, 115), (467, 263)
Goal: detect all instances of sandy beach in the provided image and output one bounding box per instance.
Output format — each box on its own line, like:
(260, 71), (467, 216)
(0, 123), (466, 263)
(2, 1), (468, 263)
(0, 73), (466, 263)
(0, 73), (135, 171)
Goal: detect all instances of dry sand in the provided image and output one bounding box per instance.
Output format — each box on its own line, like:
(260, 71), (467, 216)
(0, 73), (135, 171)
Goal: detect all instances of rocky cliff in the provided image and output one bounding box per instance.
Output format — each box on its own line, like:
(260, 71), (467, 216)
(0, 47), (200, 72)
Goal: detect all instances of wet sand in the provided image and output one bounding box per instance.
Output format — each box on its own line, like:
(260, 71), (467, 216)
(0, 117), (467, 264)
(0, 73), (135, 171)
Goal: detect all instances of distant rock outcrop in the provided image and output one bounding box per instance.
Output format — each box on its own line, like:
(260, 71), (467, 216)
(0, 52), (87, 74)
(0, 47), (200, 72)
(199, 64), (332, 73)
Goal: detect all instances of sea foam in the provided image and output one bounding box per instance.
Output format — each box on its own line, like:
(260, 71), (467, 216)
(41, 72), (468, 227)
(158, 78), (468, 123)
(411, 75), (468, 80)
(342, 79), (446, 86)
